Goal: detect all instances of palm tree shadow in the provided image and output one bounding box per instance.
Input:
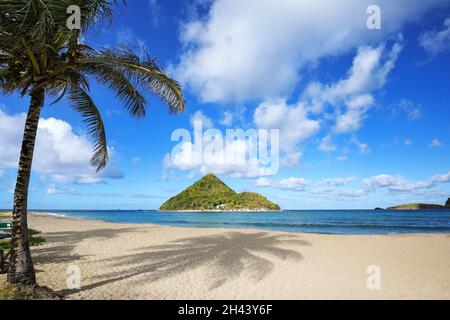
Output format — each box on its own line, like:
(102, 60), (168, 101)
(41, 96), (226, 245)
(33, 228), (139, 271)
(69, 231), (311, 295)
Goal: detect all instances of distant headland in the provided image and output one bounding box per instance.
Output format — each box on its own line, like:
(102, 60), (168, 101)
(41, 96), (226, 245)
(376, 198), (450, 210)
(159, 174), (281, 212)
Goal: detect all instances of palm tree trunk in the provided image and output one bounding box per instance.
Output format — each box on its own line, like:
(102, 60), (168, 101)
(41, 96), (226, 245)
(7, 88), (45, 285)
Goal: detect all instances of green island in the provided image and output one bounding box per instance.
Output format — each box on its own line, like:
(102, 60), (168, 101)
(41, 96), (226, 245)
(159, 174), (281, 212)
(379, 198), (450, 210)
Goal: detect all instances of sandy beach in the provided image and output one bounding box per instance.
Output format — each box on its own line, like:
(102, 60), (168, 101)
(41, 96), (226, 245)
(2, 213), (450, 300)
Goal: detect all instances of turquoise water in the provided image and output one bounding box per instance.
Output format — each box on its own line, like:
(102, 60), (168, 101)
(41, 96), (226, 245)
(30, 209), (450, 235)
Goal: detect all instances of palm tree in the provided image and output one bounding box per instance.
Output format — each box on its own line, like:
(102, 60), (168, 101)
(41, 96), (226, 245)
(0, 0), (185, 285)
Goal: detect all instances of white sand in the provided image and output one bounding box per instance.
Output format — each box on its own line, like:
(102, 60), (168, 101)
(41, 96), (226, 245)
(2, 213), (450, 299)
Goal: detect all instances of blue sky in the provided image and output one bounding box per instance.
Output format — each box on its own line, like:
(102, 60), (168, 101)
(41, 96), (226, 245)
(1, 0), (450, 210)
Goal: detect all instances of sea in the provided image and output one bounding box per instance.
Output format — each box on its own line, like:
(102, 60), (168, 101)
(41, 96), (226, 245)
(22, 209), (450, 235)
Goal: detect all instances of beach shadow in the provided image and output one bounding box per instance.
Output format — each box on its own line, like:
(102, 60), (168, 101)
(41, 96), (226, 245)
(64, 231), (311, 295)
(32, 228), (139, 271)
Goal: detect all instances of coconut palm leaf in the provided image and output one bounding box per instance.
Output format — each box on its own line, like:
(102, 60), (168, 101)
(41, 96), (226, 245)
(82, 47), (185, 113)
(67, 86), (108, 170)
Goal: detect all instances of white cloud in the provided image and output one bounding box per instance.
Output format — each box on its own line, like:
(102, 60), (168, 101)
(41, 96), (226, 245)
(431, 171), (450, 184)
(404, 139), (413, 146)
(248, 42), (399, 163)
(334, 95), (375, 133)
(166, 112), (278, 178)
(254, 177), (271, 187)
(312, 188), (368, 199)
(419, 17), (450, 58)
(391, 99), (423, 120)
(46, 186), (80, 195)
(254, 99), (320, 165)
(255, 170), (450, 198)
(0, 169), (5, 177)
(190, 110), (214, 129)
(429, 139), (443, 148)
(0, 110), (122, 184)
(318, 177), (355, 187)
(351, 136), (370, 154)
(251, 42), (400, 163)
(219, 111), (233, 126)
(303, 42), (403, 133)
(362, 170), (450, 192)
(277, 177), (309, 191)
(357, 142), (370, 154)
(318, 134), (337, 153)
(173, 0), (441, 103)
(164, 139), (276, 179)
(254, 176), (309, 191)
(362, 174), (405, 189)
(148, 0), (163, 27)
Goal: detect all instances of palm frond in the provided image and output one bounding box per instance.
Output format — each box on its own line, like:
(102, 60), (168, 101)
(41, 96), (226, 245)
(67, 86), (108, 171)
(81, 47), (186, 114)
(0, 0), (124, 33)
(82, 60), (147, 118)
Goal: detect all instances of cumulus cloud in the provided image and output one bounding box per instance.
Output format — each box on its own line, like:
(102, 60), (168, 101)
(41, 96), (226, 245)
(190, 110), (214, 129)
(254, 170), (450, 199)
(362, 174), (405, 189)
(254, 177), (271, 187)
(0, 110), (123, 184)
(218, 111), (233, 126)
(351, 136), (370, 154)
(277, 177), (309, 191)
(429, 139), (443, 148)
(318, 177), (355, 187)
(164, 139), (276, 179)
(255, 175), (364, 198)
(390, 99), (423, 120)
(419, 17), (450, 59)
(164, 115), (279, 178)
(249, 42), (399, 164)
(173, 0), (441, 103)
(303, 42), (403, 133)
(362, 170), (450, 192)
(254, 99), (319, 165)
(311, 188), (368, 199)
(255, 177), (309, 191)
(46, 186), (80, 195)
(318, 134), (337, 153)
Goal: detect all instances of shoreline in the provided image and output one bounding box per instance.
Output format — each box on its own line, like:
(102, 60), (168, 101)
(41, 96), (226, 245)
(1, 214), (449, 299)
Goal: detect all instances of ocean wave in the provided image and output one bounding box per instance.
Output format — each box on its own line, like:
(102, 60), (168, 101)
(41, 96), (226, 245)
(170, 220), (450, 232)
(37, 212), (67, 218)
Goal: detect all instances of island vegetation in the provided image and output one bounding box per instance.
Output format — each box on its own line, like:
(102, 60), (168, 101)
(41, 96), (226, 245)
(159, 174), (281, 211)
(377, 198), (450, 210)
